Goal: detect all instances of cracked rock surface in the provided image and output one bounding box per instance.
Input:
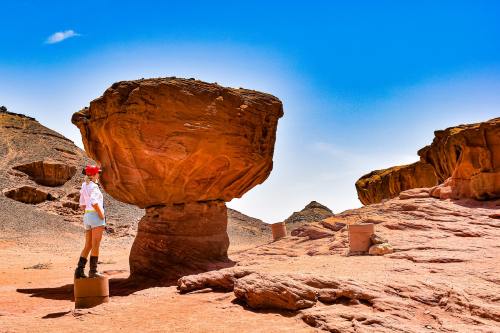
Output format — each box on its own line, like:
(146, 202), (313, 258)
(179, 191), (500, 332)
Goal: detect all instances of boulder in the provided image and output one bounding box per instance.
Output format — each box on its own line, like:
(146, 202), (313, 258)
(370, 233), (388, 245)
(72, 77), (283, 278)
(291, 223), (335, 240)
(320, 218), (346, 231)
(368, 243), (394, 255)
(178, 268), (254, 293)
(233, 273), (318, 311)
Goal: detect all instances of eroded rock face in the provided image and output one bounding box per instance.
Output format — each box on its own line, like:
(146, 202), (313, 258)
(129, 201), (231, 277)
(355, 161), (438, 205)
(419, 118), (500, 200)
(179, 194), (500, 332)
(13, 160), (76, 187)
(356, 118), (500, 204)
(72, 78), (283, 278)
(72, 78), (283, 207)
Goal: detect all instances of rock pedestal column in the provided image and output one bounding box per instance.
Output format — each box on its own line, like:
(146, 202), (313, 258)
(129, 201), (230, 278)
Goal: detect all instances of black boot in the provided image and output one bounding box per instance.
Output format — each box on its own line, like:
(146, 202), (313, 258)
(88, 256), (103, 278)
(74, 256), (88, 279)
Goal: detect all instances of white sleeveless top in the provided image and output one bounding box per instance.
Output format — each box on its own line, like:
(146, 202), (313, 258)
(79, 181), (104, 213)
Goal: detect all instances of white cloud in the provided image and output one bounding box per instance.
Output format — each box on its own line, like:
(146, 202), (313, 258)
(45, 30), (80, 44)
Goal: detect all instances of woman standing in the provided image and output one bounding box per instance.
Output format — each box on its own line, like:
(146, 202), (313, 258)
(74, 165), (106, 279)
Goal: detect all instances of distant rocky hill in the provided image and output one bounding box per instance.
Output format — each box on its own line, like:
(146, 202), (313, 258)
(227, 208), (271, 246)
(283, 201), (334, 233)
(356, 117), (500, 204)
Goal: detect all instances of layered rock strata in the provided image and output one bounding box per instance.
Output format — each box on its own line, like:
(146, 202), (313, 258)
(355, 161), (438, 205)
(356, 118), (500, 204)
(419, 117), (500, 200)
(72, 77), (283, 278)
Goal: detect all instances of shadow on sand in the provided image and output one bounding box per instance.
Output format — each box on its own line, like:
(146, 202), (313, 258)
(16, 276), (172, 301)
(16, 260), (236, 301)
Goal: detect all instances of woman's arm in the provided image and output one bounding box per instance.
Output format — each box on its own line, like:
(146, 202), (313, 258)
(92, 203), (105, 220)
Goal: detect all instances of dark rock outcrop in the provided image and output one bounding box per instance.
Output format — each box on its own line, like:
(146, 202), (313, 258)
(3, 186), (54, 204)
(13, 160), (76, 187)
(283, 201), (334, 233)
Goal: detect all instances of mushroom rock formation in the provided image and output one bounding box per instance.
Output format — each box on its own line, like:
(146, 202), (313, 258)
(419, 117), (500, 200)
(72, 77), (283, 278)
(355, 161), (438, 205)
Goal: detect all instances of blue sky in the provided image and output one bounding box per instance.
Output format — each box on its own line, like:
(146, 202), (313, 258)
(1, 1), (499, 222)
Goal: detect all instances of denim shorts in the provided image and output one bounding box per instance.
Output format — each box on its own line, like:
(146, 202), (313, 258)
(83, 211), (106, 230)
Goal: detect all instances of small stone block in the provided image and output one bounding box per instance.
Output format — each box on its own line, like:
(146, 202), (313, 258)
(272, 222), (287, 241)
(348, 223), (374, 253)
(74, 276), (109, 309)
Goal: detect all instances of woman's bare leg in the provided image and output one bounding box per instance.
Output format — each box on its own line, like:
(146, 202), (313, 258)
(75, 230), (92, 278)
(80, 230), (92, 258)
(90, 226), (104, 257)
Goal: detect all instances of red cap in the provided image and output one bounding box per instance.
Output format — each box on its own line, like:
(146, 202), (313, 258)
(85, 165), (101, 176)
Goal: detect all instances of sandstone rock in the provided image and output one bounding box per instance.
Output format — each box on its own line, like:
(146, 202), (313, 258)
(355, 161), (438, 205)
(129, 201), (231, 278)
(13, 160), (76, 187)
(232, 272), (378, 311)
(72, 78), (283, 278)
(3, 186), (54, 204)
(233, 273), (318, 311)
(419, 118), (500, 200)
(356, 118), (500, 204)
(72, 78), (283, 207)
(290, 223), (335, 240)
(398, 187), (431, 200)
(320, 218), (346, 231)
(369, 243), (393, 255)
(370, 233), (387, 245)
(178, 268), (254, 293)
(173, 194), (499, 332)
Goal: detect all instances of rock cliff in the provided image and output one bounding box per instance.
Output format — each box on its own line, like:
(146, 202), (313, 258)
(356, 118), (499, 204)
(355, 161), (438, 205)
(419, 117), (500, 200)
